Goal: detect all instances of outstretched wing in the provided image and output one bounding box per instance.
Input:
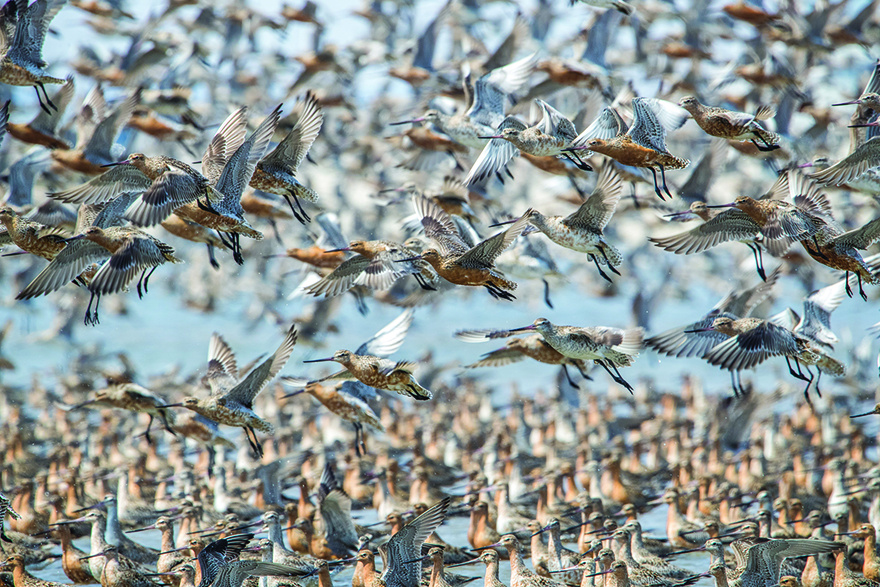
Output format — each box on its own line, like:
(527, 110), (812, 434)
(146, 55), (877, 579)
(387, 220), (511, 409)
(222, 325), (297, 408)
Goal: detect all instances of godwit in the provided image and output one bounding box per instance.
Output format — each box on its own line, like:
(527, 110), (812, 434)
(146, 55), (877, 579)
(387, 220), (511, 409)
(61, 383), (177, 443)
(249, 92), (323, 223)
(0, 207), (68, 261)
(566, 97), (689, 200)
(0, 0), (67, 114)
(621, 521), (688, 578)
(692, 316), (845, 402)
(16, 225), (182, 325)
(127, 106), (282, 264)
(651, 199), (791, 281)
(408, 194), (529, 300)
(455, 328), (592, 386)
(159, 325), (298, 457)
(302, 350), (431, 401)
(842, 524), (880, 582)
(159, 214), (228, 270)
(464, 99), (591, 186)
(379, 497), (451, 587)
(678, 97), (780, 151)
(507, 318), (643, 392)
(303, 240), (427, 298)
(196, 534), (312, 587)
(50, 88), (140, 174)
(799, 216), (880, 300)
(283, 380), (383, 455)
(0, 554), (74, 587)
(491, 166), (624, 282)
(645, 266), (781, 396)
(488, 534), (568, 587)
(5, 75), (73, 148)
(314, 464), (359, 558)
(51, 522), (93, 584)
(391, 53), (536, 151)
(832, 549), (874, 587)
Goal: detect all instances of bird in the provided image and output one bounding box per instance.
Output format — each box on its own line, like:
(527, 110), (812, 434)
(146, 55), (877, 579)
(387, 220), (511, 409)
(158, 324), (298, 457)
(507, 317), (643, 392)
(379, 497), (451, 587)
(566, 97), (689, 200)
(678, 97), (780, 151)
(249, 91), (323, 224)
(0, 0), (67, 114)
(408, 194), (530, 300)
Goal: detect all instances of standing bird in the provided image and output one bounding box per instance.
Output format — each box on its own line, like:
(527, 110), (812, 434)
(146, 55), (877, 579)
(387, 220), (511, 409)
(507, 317), (643, 392)
(566, 97), (689, 200)
(409, 194), (530, 300)
(379, 498), (451, 587)
(159, 325), (298, 457)
(491, 165), (625, 281)
(0, 0), (67, 114)
(678, 97), (780, 151)
(250, 92), (323, 224)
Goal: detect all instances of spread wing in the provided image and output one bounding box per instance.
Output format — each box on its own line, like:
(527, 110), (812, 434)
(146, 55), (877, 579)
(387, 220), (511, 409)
(463, 116), (525, 186)
(702, 322), (798, 371)
(202, 107), (249, 185)
(563, 165), (623, 230)
(412, 194), (469, 256)
(356, 309), (414, 357)
(649, 209), (761, 254)
(261, 92), (323, 173)
(222, 325), (297, 408)
(456, 210), (529, 268)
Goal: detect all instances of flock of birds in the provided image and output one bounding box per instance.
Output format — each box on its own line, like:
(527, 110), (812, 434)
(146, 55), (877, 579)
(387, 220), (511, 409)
(4, 3), (880, 587)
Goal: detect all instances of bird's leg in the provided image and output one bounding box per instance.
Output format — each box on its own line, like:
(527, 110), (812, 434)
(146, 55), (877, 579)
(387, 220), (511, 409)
(216, 230), (232, 249)
(38, 82), (57, 111)
(730, 371), (740, 398)
(785, 357), (809, 382)
(658, 165), (674, 199)
(600, 248), (621, 275)
(505, 167), (514, 180)
(648, 167), (665, 201)
(572, 361), (593, 381)
(596, 359), (634, 393)
(230, 233), (244, 265)
(494, 171), (506, 185)
(143, 414), (155, 445)
(268, 219), (284, 245)
(137, 268), (147, 299)
(845, 271), (854, 298)
(542, 278), (553, 309)
(562, 364), (577, 387)
(589, 254), (613, 283)
(142, 266), (158, 296)
(282, 194), (305, 224)
(246, 426), (264, 459)
(33, 84), (52, 115)
(207, 243), (220, 270)
(84, 292), (100, 326)
(812, 237), (828, 260)
(747, 243), (767, 281)
(814, 370), (823, 398)
(858, 272), (868, 301)
(802, 367), (815, 406)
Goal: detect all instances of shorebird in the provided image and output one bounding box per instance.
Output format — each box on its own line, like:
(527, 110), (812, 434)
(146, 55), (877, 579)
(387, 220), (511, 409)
(303, 239), (432, 298)
(566, 97), (689, 200)
(249, 92), (323, 223)
(0, 553), (75, 587)
(507, 317), (643, 392)
(0, 206), (68, 261)
(283, 380), (383, 455)
(50, 87), (140, 174)
(464, 99), (591, 186)
(119, 106), (281, 264)
(491, 165), (624, 281)
(678, 97), (780, 151)
(799, 216), (880, 300)
(408, 194), (529, 300)
(196, 534), (311, 587)
(0, 0), (67, 114)
(695, 316), (845, 403)
(16, 225), (182, 325)
(488, 534), (568, 587)
(391, 52), (536, 151)
(159, 324), (298, 457)
(646, 267), (781, 396)
(455, 328), (592, 386)
(60, 382), (177, 443)
(5, 75), (73, 148)
(0, 492), (20, 543)
(313, 464), (359, 558)
(379, 497), (451, 587)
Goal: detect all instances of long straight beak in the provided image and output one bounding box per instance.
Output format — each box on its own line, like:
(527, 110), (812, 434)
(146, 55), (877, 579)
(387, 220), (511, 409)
(303, 357), (335, 363)
(667, 546), (705, 556)
(157, 403), (186, 409)
(328, 557), (357, 566)
(832, 99), (862, 106)
(158, 546), (191, 555)
(705, 203), (736, 208)
(507, 325), (536, 333)
(446, 558), (480, 568)
(127, 524), (157, 533)
(390, 118), (425, 126)
(402, 555), (429, 564)
(63, 234), (86, 243)
(550, 567), (581, 573)
(488, 219), (518, 228)
(395, 256), (422, 263)
(478, 135), (503, 140)
(664, 211), (695, 219)
(282, 390), (306, 399)
(582, 569), (614, 578)
(79, 551), (108, 560)
(473, 543), (502, 551)
(101, 160), (130, 168)
(683, 328), (712, 333)
(850, 411), (877, 418)
(324, 247), (351, 253)
(849, 123), (878, 128)
(50, 516), (90, 526)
